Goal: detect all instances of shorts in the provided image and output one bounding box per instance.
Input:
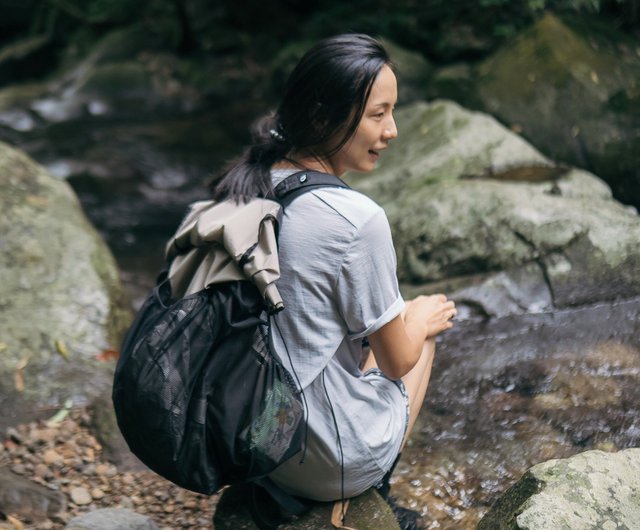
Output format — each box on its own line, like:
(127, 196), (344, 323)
(362, 367), (411, 438)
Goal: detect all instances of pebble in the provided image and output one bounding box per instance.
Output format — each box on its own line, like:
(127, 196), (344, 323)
(131, 494), (143, 505)
(91, 487), (105, 499)
(7, 426), (24, 444)
(95, 463), (112, 476)
(11, 463), (26, 475)
(43, 449), (63, 466)
(34, 427), (57, 444)
(70, 486), (92, 505)
(34, 463), (51, 479)
(119, 496), (135, 510)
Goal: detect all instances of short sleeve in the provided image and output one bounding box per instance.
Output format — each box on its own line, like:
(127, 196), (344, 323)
(335, 208), (404, 339)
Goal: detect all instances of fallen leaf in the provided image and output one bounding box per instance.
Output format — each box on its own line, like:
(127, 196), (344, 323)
(46, 398), (73, 426)
(55, 339), (69, 360)
(0, 342), (7, 352)
(7, 515), (24, 530)
(13, 356), (31, 393)
(96, 349), (120, 362)
(14, 370), (24, 393)
(15, 355), (31, 371)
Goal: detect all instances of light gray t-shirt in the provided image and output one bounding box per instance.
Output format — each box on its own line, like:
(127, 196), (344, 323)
(268, 170), (407, 501)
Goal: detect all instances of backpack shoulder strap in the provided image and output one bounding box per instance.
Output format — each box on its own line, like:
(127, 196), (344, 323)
(273, 170), (350, 208)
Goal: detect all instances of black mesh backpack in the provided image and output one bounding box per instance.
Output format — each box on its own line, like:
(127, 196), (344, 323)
(112, 171), (348, 496)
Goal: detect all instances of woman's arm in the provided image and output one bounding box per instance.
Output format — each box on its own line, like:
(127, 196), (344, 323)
(367, 294), (456, 380)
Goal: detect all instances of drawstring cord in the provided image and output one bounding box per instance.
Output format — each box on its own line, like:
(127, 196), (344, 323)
(271, 318), (353, 528)
(321, 370), (355, 529)
(272, 314), (309, 463)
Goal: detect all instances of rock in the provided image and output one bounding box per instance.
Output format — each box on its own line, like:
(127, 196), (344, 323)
(69, 487), (92, 506)
(350, 100), (640, 312)
(20, 28), (204, 126)
(433, 13), (640, 209)
(43, 449), (63, 466)
(478, 448), (640, 529)
(0, 466), (66, 522)
(65, 507), (160, 530)
(428, 62), (477, 106)
(380, 39), (433, 105)
(213, 485), (401, 530)
(0, 141), (132, 430)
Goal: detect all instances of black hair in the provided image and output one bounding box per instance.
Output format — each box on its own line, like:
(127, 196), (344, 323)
(212, 33), (392, 203)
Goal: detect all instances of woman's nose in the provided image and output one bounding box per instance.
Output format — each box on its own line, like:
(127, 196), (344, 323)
(384, 116), (398, 140)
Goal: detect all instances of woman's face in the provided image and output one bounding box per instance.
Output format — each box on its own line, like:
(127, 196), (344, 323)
(326, 64), (398, 176)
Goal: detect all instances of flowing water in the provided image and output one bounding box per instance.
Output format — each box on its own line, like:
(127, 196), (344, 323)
(4, 105), (640, 529)
(397, 299), (640, 528)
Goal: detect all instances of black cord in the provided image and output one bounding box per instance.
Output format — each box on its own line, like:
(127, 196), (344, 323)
(321, 369), (346, 523)
(272, 315), (309, 463)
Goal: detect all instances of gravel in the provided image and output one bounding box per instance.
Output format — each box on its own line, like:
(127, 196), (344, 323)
(0, 408), (220, 529)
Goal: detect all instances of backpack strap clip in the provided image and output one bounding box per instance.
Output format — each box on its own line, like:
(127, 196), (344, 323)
(274, 170), (349, 208)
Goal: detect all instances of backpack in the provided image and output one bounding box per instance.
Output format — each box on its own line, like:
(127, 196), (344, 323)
(112, 170), (349, 497)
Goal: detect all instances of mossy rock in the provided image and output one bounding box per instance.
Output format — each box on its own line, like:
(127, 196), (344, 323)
(0, 141), (132, 430)
(478, 448), (640, 529)
(432, 12), (640, 208)
(213, 485), (401, 530)
(349, 100), (640, 310)
(380, 39), (432, 105)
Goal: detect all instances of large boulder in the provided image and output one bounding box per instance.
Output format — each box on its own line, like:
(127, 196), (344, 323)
(350, 100), (640, 313)
(0, 141), (131, 429)
(380, 39), (432, 105)
(478, 448), (640, 529)
(432, 13), (640, 209)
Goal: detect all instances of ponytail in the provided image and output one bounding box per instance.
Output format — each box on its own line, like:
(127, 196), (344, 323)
(211, 113), (291, 203)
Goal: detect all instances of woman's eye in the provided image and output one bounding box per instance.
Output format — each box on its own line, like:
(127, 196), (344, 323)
(373, 112), (384, 119)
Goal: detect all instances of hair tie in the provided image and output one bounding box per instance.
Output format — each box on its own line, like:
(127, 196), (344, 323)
(269, 128), (286, 142)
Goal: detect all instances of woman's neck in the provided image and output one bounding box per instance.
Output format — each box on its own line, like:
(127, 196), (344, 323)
(273, 154), (337, 176)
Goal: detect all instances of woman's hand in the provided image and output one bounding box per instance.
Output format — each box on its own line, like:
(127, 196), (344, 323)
(368, 294), (456, 380)
(403, 294), (456, 339)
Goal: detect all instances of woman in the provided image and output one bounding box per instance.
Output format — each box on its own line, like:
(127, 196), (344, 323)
(213, 33), (456, 523)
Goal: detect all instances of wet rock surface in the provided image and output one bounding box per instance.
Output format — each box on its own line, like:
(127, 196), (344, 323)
(392, 296), (640, 529)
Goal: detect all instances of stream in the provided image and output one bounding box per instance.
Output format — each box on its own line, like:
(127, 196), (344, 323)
(3, 105), (640, 529)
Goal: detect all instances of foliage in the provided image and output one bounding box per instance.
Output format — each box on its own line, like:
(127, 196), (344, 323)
(1, 0), (638, 86)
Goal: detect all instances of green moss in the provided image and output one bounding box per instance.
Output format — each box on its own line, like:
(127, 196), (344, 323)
(478, 472), (541, 529)
(79, 61), (152, 97)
